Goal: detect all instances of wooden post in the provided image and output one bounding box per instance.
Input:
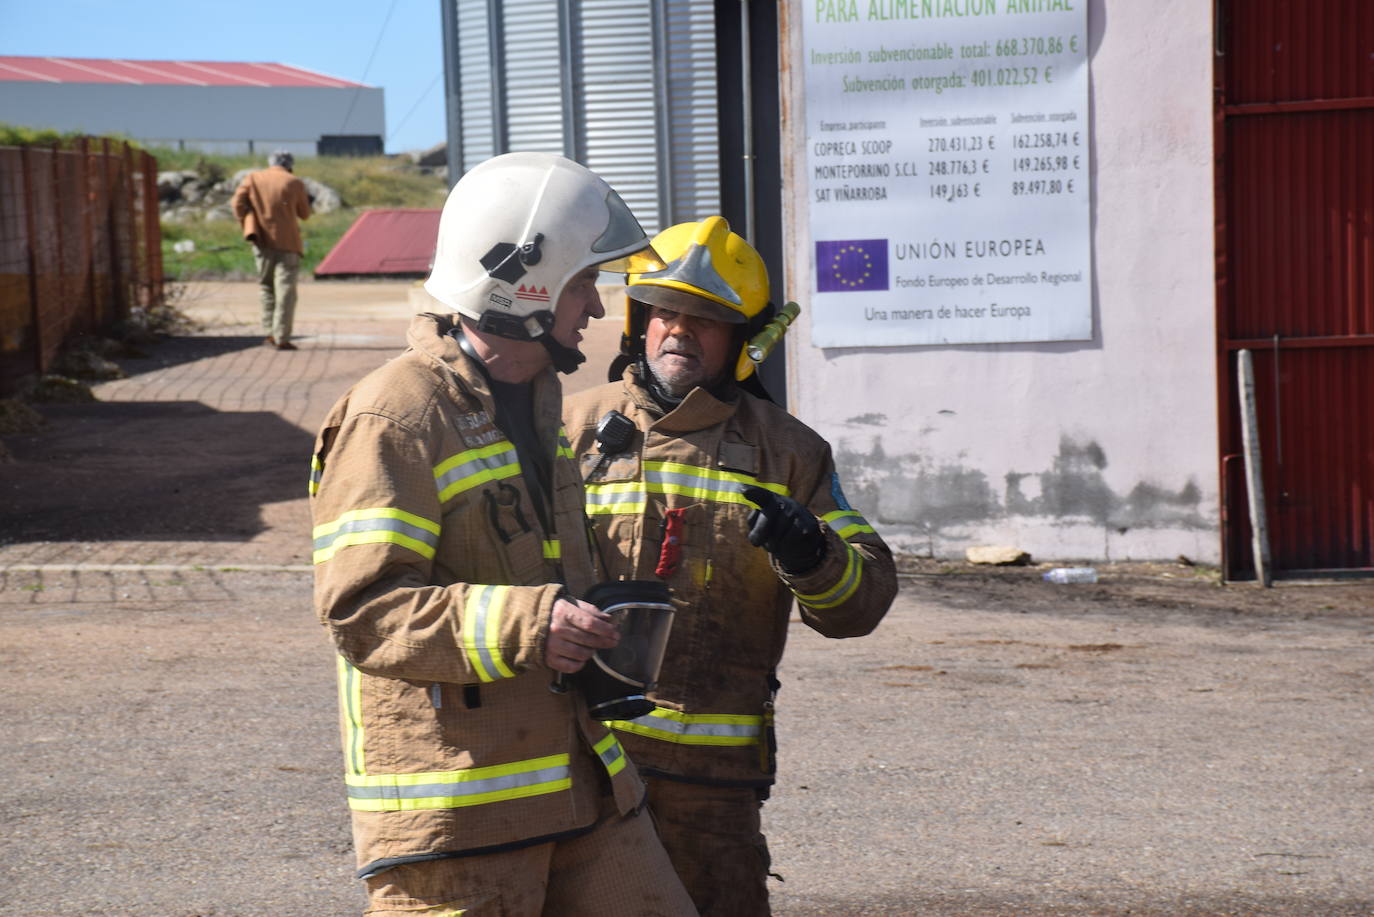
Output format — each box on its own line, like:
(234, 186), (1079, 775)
(1237, 349), (1273, 587)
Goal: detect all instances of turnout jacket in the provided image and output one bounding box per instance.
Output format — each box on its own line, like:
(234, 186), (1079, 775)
(563, 367), (897, 786)
(310, 313), (642, 877)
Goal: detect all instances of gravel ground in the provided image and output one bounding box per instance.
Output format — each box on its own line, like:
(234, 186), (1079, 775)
(3, 284), (1371, 915)
(1, 563), (1371, 916)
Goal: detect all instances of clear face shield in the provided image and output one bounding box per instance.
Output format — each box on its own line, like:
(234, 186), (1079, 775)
(573, 580), (676, 721)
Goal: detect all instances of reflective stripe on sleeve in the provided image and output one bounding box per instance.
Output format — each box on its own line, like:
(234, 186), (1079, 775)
(345, 754), (573, 812)
(312, 508), (441, 564)
(607, 706), (763, 747)
(793, 541), (863, 609)
(593, 731), (628, 776)
(585, 462), (789, 516)
(434, 441), (522, 502)
(309, 455), (323, 496)
(822, 508), (876, 539)
(461, 585), (518, 682)
(557, 429), (576, 461)
(542, 539), (561, 560)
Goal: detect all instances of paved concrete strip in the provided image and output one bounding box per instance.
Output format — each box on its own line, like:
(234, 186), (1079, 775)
(3, 563), (314, 573)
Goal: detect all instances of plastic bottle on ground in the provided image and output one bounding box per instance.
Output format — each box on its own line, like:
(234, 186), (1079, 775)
(1042, 567), (1098, 584)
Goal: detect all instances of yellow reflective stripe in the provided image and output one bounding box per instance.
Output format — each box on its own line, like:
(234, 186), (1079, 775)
(584, 462), (789, 516)
(557, 428), (575, 460)
(607, 706), (763, 747)
(583, 481), (648, 516)
(822, 509), (875, 539)
(794, 541), (863, 609)
(312, 508), (441, 564)
(462, 585), (517, 682)
(593, 731), (628, 776)
(434, 441), (521, 502)
(309, 454), (323, 496)
(345, 754), (573, 812)
(542, 539), (561, 560)
(337, 656), (365, 776)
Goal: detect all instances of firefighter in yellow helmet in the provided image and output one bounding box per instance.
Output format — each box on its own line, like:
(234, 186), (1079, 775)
(310, 152), (697, 916)
(564, 216), (898, 916)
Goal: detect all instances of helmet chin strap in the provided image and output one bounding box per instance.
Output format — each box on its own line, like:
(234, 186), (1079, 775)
(539, 333), (585, 375)
(475, 308), (586, 375)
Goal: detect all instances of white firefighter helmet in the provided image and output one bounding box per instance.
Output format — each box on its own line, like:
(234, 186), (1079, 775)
(424, 151), (661, 372)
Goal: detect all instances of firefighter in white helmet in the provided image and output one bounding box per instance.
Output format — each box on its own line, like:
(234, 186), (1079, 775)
(564, 216), (898, 915)
(310, 152), (697, 915)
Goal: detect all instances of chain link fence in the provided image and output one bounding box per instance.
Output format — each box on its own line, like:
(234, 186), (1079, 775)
(0, 138), (163, 396)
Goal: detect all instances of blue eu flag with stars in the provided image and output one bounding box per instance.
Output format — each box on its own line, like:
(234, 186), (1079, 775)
(816, 239), (889, 292)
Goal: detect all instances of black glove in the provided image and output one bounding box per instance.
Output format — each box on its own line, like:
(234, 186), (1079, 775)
(742, 485), (827, 574)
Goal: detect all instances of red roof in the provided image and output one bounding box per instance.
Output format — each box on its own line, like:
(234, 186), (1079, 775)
(315, 209), (442, 278)
(0, 55), (368, 89)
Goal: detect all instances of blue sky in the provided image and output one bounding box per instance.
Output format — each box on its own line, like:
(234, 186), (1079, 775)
(1, 0), (447, 154)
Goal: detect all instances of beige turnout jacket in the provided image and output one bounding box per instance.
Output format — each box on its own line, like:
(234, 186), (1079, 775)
(563, 367), (897, 786)
(310, 313), (642, 877)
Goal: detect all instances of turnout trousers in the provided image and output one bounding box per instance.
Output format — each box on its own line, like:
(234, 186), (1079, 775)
(362, 795), (699, 917)
(644, 777), (771, 917)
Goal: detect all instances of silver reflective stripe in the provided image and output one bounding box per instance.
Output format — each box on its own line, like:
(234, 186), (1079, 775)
(465, 585), (514, 682)
(621, 713), (759, 739)
(313, 515), (439, 554)
(585, 487), (647, 508)
(347, 763), (571, 801)
(434, 446), (520, 499)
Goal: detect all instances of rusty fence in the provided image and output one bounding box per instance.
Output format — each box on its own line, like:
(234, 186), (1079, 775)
(0, 138), (164, 396)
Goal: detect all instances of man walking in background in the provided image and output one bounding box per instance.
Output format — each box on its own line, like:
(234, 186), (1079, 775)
(232, 149), (311, 350)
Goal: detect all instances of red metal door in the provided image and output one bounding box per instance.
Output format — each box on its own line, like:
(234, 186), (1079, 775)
(1217, 1), (1374, 577)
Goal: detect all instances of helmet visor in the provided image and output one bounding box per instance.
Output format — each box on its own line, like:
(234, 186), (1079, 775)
(598, 243), (665, 275)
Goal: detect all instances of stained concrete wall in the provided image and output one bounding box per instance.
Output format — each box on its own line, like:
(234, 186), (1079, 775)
(0, 83), (384, 156)
(780, 0), (1219, 563)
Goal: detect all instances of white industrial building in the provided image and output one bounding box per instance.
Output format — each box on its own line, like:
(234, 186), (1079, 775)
(0, 55), (385, 157)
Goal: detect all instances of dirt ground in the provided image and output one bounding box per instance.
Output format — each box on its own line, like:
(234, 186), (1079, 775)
(2, 282), (1372, 915)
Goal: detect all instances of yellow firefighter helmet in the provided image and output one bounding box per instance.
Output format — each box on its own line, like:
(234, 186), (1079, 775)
(623, 216), (777, 381)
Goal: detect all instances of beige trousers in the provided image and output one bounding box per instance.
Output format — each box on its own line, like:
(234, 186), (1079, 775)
(252, 243), (300, 343)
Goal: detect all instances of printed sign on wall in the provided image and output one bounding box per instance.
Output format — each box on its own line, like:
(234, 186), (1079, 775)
(803, 0), (1091, 347)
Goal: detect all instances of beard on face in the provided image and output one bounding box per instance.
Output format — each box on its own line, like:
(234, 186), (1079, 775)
(646, 335), (712, 397)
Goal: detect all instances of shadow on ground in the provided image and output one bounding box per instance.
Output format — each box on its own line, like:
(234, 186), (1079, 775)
(114, 334), (267, 378)
(0, 400), (310, 543)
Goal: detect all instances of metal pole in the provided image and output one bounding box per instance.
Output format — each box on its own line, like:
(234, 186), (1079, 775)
(558, 0), (585, 163)
(1237, 349), (1273, 587)
(440, 0), (465, 188)
(487, 0), (509, 155)
(651, 0), (674, 229)
(740, 0), (754, 244)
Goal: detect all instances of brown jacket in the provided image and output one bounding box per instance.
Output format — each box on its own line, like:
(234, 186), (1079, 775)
(311, 313), (643, 877)
(563, 367), (897, 786)
(232, 165), (311, 254)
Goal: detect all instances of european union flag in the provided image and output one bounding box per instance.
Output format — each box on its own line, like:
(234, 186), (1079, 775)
(816, 239), (889, 292)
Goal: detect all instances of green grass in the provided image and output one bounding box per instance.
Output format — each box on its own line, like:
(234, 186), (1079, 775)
(147, 149), (449, 280)
(160, 209), (362, 279)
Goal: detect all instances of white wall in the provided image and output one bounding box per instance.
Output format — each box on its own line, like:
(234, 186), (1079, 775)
(0, 83), (384, 156)
(780, 0), (1219, 563)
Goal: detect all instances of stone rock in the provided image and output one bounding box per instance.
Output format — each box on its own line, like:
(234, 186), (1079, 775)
(202, 205), (235, 223)
(408, 141), (448, 168)
(302, 177), (343, 214)
(965, 545), (1032, 566)
(156, 170), (197, 201)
